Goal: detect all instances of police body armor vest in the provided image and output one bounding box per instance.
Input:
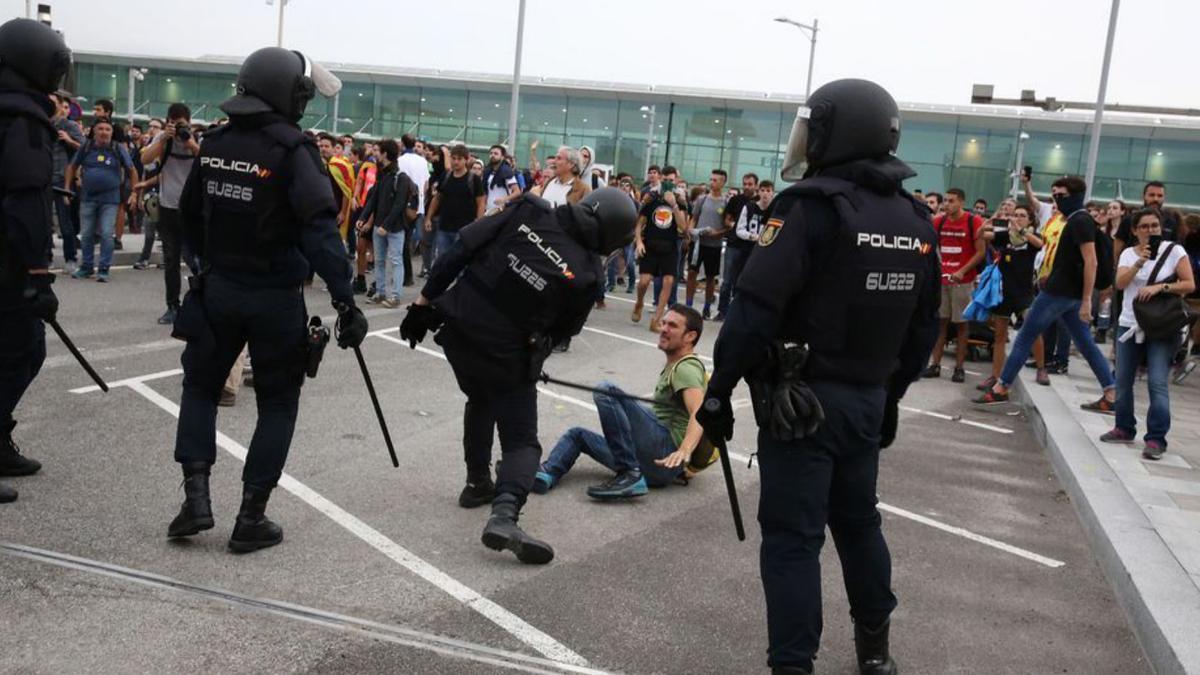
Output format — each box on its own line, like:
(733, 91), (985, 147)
(773, 176), (935, 386)
(0, 91), (54, 292)
(194, 122), (305, 273)
(463, 199), (598, 337)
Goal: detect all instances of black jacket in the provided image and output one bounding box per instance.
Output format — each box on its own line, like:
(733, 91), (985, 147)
(360, 162), (417, 234)
(0, 88), (54, 296)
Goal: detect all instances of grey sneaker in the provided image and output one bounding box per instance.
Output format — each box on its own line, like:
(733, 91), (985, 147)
(381, 296), (400, 309)
(1142, 440), (1166, 460)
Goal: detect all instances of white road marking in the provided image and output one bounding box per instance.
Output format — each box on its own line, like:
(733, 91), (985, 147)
(874, 503), (1065, 568)
(580, 325), (1013, 435)
(0, 543), (609, 675)
(579, 326), (713, 363)
(70, 368), (184, 394)
(120, 378), (589, 667)
(898, 405), (1012, 434)
(369, 333), (1063, 569)
(602, 294), (636, 305)
(43, 338), (181, 370)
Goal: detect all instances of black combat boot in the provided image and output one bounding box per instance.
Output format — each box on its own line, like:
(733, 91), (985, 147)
(0, 481), (16, 503)
(228, 484), (283, 553)
(458, 465), (496, 508)
(855, 618), (897, 675)
(352, 274), (367, 294)
(0, 423), (41, 477)
(771, 666), (813, 675)
(481, 493), (554, 565)
(167, 462), (214, 537)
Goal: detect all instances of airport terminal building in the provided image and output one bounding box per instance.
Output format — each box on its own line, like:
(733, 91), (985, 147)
(73, 51), (1200, 208)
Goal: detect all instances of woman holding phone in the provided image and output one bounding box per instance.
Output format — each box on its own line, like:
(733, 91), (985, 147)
(1100, 209), (1195, 459)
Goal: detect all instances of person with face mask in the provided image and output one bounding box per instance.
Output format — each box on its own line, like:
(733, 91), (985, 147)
(695, 79), (941, 674)
(0, 18), (72, 504)
(977, 176), (1118, 411)
(399, 187), (637, 564)
(165, 46), (368, 553)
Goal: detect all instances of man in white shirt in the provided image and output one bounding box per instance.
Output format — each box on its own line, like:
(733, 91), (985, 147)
(395, 134), (430, 286)
(482, 144), (521, 212)
(533, 146), (589, 207)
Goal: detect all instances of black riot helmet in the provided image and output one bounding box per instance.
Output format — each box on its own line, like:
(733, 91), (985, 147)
(781, 79), (901, 181)
(565, 187), (638, 256)
(0, 18), (71, 94)
(221, 47), (341, 122)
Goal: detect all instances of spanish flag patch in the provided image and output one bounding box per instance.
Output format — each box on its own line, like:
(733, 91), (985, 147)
(758, 218), (784, 247)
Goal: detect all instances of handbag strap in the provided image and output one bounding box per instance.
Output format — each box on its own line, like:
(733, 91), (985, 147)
(1146, 242), (1177, 285)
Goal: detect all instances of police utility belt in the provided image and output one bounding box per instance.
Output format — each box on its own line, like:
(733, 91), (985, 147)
(169, 272), (329, 379)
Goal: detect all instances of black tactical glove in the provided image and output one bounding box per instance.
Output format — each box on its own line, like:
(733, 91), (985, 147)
(770, 380), (825, 440)
(334, 302), (367, 349)
(696, 390), (734, 443)
(399, 303), (442, 349)
(879, 396), (899, 450)
(24, 273), (58, 323)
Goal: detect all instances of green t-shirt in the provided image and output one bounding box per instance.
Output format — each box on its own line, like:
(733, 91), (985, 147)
(653, 355), (707, 448)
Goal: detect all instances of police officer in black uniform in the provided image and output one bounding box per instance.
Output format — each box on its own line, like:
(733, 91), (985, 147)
(0, 19), (71, 504)
(400, 188), (636, 564)
(695, 79), (941, 674)
(166, 47), (368, 552)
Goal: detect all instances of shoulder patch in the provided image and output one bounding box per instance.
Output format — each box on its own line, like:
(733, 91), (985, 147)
(758, 217), (784, 247)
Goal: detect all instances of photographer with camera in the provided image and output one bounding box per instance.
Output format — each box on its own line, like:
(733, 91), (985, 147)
(141, 102), (200, 326)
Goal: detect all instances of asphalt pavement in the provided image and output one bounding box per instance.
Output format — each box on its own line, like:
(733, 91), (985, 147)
(0, 266), (1149, 674)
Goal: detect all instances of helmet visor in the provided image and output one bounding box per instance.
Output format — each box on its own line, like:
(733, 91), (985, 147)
(307, 59), (342, 98)
(780, 106), (811, 183)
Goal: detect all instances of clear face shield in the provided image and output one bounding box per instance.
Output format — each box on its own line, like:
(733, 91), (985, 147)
(300, 53), (342, 98)
(780, 106), (811, 183)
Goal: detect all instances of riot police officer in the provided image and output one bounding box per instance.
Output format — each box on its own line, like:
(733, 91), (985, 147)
(0, 19), (71, 504)
(167, 47), (368, 552)
(696, 80), (941, 674)
(400, 188), (636, 564)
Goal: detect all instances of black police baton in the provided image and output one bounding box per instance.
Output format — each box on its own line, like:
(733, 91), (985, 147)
(352, 346), (398, 468)
(703, 398), (745, 542)
(538, 372), (658, 405)
(48, 319), (109, 392)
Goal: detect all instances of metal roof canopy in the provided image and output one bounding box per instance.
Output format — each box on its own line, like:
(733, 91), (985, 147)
(74, 50), (1200, 133)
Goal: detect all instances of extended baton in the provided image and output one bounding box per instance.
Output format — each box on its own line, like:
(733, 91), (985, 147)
(48, 319), (108, 392)
(352, 345), (398, 468)
(538, 372), (658, 406)
(703, 398), (745, 541)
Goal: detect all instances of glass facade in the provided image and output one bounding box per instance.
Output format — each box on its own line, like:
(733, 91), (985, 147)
(71, 56), (1200, 208)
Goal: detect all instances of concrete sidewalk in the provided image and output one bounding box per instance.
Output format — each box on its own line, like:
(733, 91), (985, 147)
(1013, 352), (1200, 674)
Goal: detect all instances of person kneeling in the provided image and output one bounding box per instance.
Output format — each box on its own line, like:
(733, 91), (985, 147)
(535, 305), (715, 499)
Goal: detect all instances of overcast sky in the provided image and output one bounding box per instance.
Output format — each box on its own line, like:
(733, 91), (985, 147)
(12, 0), (1199, 110)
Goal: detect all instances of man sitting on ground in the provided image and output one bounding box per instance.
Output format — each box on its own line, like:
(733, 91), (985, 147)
(534, 305), (715, 499)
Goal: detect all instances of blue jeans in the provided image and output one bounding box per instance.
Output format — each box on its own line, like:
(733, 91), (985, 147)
(605, 244), (636, 290)
(1114, 325), (1174, 446)
(53, 189), (77, 263)
(542, 381), (681, 486)
(372, 229), (406, 300)
(434, 229), (460, 265)
(1000, 291), (1114, 390)
(78, 201), (118, 272)
(717, 245), (750, 315)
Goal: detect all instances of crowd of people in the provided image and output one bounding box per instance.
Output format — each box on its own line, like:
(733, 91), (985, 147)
(42, 92), (1200, 461)
(917, 177), (1199, 460)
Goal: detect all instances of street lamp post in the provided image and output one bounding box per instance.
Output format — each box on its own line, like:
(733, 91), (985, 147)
(1011, 131), (1030, 198)
(640, 105), (657, 177)
(506, 0), (527, 155)
(266, 0), (289, 47)
(126, 68), (145, 125)
(1084, 0), (1121, 200)
(774, 16), (819, 99)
